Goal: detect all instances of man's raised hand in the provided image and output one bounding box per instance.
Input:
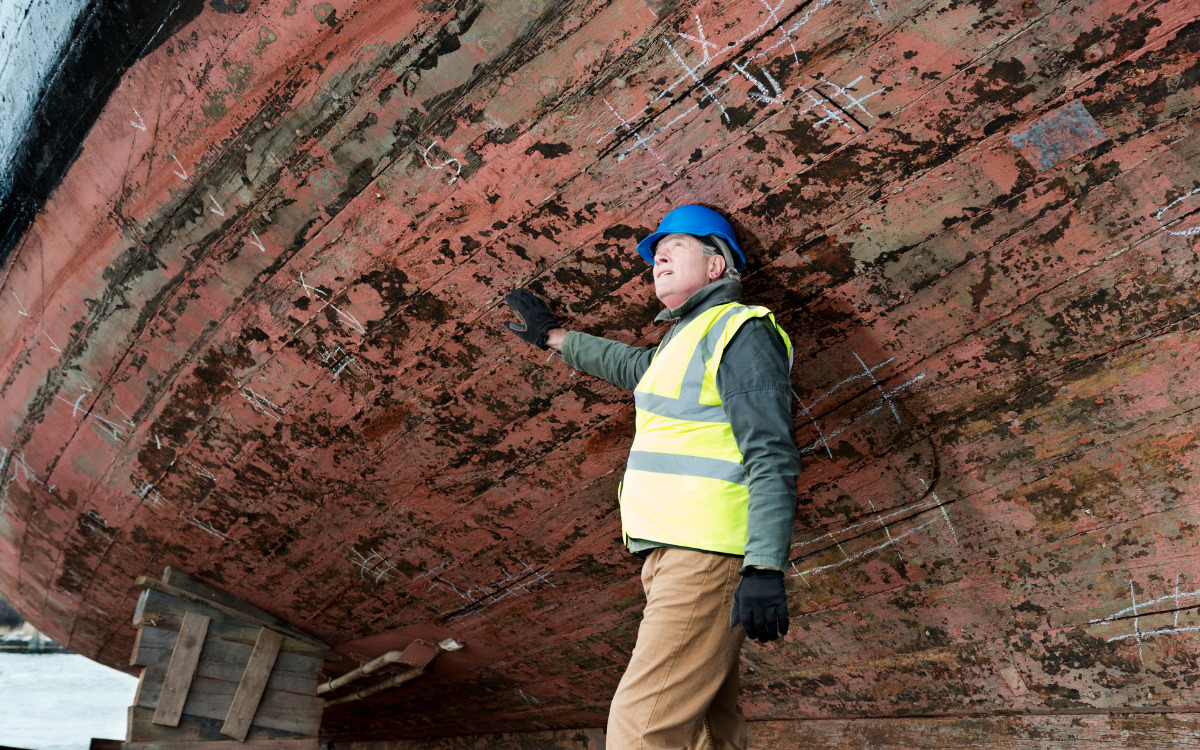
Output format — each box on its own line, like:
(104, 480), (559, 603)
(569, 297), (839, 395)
(504, 289), (560, 350)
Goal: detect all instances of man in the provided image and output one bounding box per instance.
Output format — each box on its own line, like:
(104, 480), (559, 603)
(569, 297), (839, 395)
(504, 204), (800, 749)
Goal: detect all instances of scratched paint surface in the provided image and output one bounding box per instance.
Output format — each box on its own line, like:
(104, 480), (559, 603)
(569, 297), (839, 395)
(0, 0), (1197, 742)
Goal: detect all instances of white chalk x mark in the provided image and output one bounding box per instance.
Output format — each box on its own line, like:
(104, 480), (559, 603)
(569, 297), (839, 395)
(820, 75), (886, 119)
(182, 458), (217, 481)
(1089, 581), (1200, 625)
(352, 548), (398, 582)
(865, 496), (902, 559)
(1175, 573), (1182, 627)
(428, 561), (556, 622)
(677, 15), (720, 64)
(321, 345), (367, 381)
(603, 99), (678, 177)
(798, 360), (925, 455)
(1128, 579), (1145, 665)
(917, 477), (958, 544)
(296, 273), (366, 335)
(54, 392), (126, 439)
(756, 0), (802, 65)
(664, 37), (729, 122)
(136, 481), (171, 509)
(854, 350), (900, 422)
(0, 447), (56, 498)
(1092, 575), (1200, 657)
(186, 516), (234, 542)
(792, 517), (939, 578)
(238, 383), (286, 423)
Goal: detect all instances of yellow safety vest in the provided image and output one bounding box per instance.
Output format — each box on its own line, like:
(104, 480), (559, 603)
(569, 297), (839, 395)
(619, 302), (793, 556)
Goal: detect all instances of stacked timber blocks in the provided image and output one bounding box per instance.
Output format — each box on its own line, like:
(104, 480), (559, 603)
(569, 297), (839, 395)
(126, 567), (334, 749)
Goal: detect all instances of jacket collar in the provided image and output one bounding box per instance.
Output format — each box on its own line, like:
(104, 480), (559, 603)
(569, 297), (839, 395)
(654, 278), (743, 326)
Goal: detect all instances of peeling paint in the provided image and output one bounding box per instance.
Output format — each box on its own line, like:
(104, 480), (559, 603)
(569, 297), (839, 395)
(0, 0), (1199, 742)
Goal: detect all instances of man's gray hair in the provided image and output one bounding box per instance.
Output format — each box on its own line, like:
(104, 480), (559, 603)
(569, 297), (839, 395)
(697, 235), (741, 281)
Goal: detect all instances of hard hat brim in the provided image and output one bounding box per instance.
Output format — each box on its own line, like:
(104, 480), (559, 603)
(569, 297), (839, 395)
(635, 231), (746, 272)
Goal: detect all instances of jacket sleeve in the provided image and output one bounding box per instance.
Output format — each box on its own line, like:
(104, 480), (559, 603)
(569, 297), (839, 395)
(561, 331), (655, 392)
(715, 319), (801, 571)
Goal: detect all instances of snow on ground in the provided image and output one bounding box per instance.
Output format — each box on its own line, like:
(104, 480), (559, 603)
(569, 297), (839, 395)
(0, 653), (136, 750)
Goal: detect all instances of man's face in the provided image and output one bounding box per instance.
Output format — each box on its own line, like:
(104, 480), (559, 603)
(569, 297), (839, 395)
(652, 233), (725, 309)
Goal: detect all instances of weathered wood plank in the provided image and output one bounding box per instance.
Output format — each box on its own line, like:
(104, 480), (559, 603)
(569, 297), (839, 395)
(126, 705), (307, 743)
(162, 567), (299, 633)
(151, 611), (210, 727)
(134, 589), (329, 661)
(222, 627), (286, 741)
(136, 576), (331, 656)
(136, 669), (323, 736)
(132, 623), (321, 695)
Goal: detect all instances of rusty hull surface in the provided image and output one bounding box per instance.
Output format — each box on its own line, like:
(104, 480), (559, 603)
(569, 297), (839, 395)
(1, 0), (1199, 742)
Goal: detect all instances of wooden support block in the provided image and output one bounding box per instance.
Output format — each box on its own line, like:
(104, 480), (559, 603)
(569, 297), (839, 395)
(136, 671), (323, 736)
(132, 625), (321, 694)
(126, 578), (324, 741)
(222, 627), (285, 741)
(134, 589), (329, 660)
(152, 611), (210, 727)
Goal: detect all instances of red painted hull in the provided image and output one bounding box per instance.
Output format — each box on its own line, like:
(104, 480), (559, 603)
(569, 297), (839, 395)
(1, 0), (1199, 741)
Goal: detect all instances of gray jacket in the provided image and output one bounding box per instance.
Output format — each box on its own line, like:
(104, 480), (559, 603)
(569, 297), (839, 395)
(561, 278), (800, 570)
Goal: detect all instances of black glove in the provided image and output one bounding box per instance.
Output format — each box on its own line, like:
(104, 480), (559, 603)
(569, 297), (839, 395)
(503, 289), (559, 350)
(730, 568), (789, 643)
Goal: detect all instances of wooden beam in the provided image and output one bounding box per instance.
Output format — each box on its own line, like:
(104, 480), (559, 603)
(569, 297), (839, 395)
(134, 588), (330, 660)
(151, 611), (210, 727)
(162, 568), (301, 636)
(135, 671), (323, 736)
(126, 706), (309, 743)
(222, 627), (286, 741)
(132, 624), (321, 695)
(134, 576), (335, 659)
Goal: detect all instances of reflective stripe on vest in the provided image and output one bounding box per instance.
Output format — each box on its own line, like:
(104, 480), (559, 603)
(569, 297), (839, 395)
(619, 302), (792, 556)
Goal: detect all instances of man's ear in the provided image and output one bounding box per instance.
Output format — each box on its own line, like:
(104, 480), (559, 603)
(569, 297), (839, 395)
(708, 253), (726, 280)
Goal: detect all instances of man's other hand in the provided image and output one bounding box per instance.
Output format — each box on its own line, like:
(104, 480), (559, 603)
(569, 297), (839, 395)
(504, 289), (559, 349)
(730, 568), (788, 643)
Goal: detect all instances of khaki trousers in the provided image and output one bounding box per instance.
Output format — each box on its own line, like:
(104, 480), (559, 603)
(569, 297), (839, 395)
(606, 547), (748, 749)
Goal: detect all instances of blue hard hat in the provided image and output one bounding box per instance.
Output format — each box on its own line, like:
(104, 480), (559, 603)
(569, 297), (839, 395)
(636, 205), (746, 272)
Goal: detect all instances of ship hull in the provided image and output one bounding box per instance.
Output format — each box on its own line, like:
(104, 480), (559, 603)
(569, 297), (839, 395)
(1, 0), (1199, 741)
